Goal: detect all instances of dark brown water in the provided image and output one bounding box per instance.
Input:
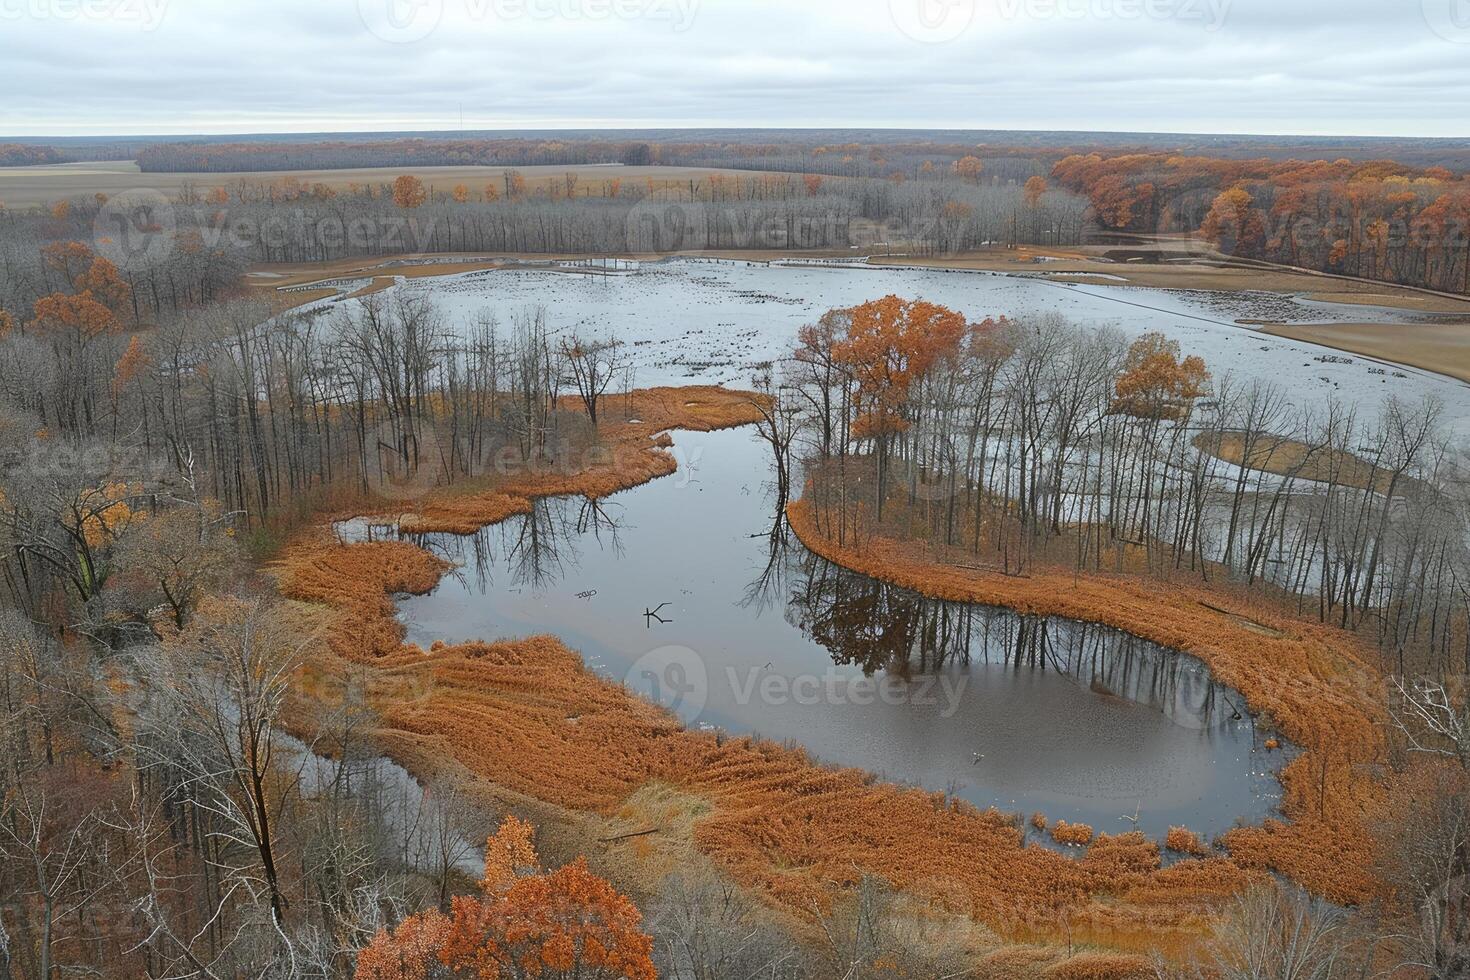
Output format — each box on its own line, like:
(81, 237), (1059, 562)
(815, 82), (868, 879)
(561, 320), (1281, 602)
(386, 427), (1284, 841)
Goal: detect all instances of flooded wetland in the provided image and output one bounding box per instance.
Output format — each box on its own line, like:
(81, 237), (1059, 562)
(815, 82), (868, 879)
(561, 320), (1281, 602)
(381, 426), (1281, 844)
(308, 256), (1470, 849)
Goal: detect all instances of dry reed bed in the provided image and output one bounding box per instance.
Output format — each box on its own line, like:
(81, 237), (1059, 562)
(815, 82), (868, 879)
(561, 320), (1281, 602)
(272, 387), (1259, 959)
(787, 497), (1390, 904)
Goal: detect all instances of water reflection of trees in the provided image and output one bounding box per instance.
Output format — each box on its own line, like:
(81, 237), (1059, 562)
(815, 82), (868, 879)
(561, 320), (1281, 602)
(415, 498), (624, 593)
(787, 552), (1244, 733)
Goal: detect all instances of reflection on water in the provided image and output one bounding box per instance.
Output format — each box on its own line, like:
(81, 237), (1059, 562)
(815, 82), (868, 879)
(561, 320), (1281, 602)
(390, 427), (1283, 840)
(791, 556), (1248, 737)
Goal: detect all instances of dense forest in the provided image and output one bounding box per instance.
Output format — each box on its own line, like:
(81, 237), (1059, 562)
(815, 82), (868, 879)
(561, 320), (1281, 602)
(1053, 152), (1470, 293)
(0, 145), (64, 168)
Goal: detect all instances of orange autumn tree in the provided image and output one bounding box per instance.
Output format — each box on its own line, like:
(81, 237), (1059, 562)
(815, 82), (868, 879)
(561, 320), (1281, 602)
(355, 816), (654, 980)
(951, 155), (984, 183)
(1201, 185), (1267, 257)
(1113, 332), (1210, 420)
(393, 175), (428, 209)
(1023, 175), (1047, 207)
(832, 296), (966, 518)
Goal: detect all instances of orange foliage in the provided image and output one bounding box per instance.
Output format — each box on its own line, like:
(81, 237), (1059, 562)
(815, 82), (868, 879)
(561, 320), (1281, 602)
(31, 291), (119, 340)
(112, 335), (150, 396)
(356, 815), (655, 980)
(832, 296), (966, 442)
(41, 240), (95, 281)
(81, 481), (143, 549)
(1113, 333), (1209, 419)
(1051, 821), (1095, 847)
(392, 175), (427, 209)
(1166, 827), (1209, 856)
(75, 256), (131, 312)
(1201, 186), (1266, 254)
(481, 814), (538, 894)
(1025, 175), (1048, 207)
(952, 155), (984, 183)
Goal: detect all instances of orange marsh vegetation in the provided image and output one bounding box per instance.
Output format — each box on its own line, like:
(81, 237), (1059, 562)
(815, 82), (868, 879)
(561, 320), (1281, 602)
(271, 387), (1270, 966)
(787, 496), (1394, 907)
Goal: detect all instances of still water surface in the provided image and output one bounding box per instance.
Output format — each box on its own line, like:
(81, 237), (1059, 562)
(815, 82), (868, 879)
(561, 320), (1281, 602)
(390, 426), (1283, 841)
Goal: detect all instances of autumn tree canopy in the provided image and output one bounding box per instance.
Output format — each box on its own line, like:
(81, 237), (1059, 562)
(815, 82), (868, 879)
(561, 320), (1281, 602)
(1113, 332), (1210, 418)
(355, 815), (655, 980)
(832, 295), (967, 444)
(392, 174), (428, 209)
(951, 155), (984, 183)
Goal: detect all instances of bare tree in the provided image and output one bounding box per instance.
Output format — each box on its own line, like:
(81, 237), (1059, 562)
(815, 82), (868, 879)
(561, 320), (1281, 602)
(561, 331), (625, 426)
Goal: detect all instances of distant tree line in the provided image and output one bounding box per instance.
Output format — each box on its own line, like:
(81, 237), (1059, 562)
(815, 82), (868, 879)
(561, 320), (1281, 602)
(0, 173), (1087, 331)
(1053, 152), (1470, 293)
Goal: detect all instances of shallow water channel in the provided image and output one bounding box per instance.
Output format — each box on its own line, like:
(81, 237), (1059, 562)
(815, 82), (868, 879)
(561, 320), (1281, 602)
(385, 426), (1284, 842)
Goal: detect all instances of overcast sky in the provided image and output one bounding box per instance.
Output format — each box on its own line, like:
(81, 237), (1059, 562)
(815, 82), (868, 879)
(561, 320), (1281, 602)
(2, 0), (1467, 138)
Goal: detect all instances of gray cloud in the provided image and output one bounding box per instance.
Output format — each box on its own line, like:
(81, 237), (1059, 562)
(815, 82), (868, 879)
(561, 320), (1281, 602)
(0, 0), (1466, 136)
